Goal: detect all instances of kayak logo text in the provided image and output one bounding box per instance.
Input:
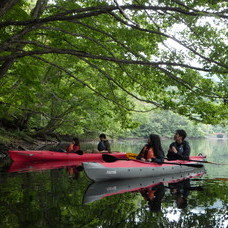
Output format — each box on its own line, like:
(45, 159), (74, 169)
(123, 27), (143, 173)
(106, 170), (117, 175)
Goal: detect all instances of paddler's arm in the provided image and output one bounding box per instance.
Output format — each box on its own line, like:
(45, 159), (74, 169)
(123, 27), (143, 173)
(105, 140), (111, 153)
(151, 150), (165, 164)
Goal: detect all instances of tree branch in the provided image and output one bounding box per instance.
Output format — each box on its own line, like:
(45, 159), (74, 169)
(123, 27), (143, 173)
(31, 55), (156, 113)
(78, 57), (161, 107)
(0, 4), (226, 28)
(3, 42), (227, 74)
(109, 12), (228, 70)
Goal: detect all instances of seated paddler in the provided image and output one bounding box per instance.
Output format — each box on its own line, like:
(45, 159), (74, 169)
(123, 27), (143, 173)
(167, 129), (191, 160)
(66, 137), (81, 153)
(137, 134), (164, 163)
(97, 133), (111, 153)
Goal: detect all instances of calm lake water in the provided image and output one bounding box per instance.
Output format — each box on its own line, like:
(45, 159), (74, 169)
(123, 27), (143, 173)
(0, 138), (227, 228)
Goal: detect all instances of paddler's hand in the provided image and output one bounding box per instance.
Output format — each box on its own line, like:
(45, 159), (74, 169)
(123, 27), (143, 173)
(171, 146), (178, 153)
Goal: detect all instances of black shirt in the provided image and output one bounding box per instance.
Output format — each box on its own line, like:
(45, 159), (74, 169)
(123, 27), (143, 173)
(167, 141), (190, 160)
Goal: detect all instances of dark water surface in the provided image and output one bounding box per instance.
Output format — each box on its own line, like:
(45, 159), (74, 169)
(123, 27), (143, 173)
(0, 138), (227, 228)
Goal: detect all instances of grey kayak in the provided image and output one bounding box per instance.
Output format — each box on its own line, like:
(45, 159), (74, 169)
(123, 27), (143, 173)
(83, 159), (204, 182)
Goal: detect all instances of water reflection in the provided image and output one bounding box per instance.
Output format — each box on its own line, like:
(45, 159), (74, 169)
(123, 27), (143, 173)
(169, 178), (204, 209)
(140, 183), (165, 212)
(6, 160), (83, 173)
(83, 167), (206, 208)
(0, 139), (227, 227)
(66, 165), (84, 179)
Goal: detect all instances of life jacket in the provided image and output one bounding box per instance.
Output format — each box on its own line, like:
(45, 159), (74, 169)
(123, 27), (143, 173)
(141, 188), (156, 201)
(141, 146), (156, 160)
(147, 189), (156, 200)
(66, 144), (80, 153)
(73, 145), (80, 151)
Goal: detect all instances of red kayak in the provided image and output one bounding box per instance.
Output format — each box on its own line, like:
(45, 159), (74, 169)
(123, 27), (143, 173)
(8, 150), (127, 162)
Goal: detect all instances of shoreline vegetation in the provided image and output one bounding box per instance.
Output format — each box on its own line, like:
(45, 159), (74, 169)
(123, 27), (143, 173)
(0, 126), (227, 160)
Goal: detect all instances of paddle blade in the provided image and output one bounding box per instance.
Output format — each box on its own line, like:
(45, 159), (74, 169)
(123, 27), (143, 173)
(181, 163), (204, 168)
(190, 164), (203, 168)
(126, 153), (137, 160)
(102, 154), (120, 162)
(74, 150), (83, 155)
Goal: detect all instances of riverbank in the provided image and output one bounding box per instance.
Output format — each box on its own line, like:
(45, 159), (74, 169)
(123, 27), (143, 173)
(0, 139), (58, 159)
(0, 127), (61, 158)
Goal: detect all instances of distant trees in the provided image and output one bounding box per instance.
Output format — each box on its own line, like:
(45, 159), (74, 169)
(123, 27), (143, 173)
(129, 110), (211, 138)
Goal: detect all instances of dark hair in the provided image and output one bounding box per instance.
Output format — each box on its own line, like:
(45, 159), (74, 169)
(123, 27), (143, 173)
(99, 133), (106, 139)
(148, 134), (164, 155)
(176, 130), (187, 140)
(73, 137), (80, 146)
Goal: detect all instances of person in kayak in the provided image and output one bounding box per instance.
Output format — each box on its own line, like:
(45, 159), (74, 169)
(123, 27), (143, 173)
(66, 137), (81, 153)
(137, 134), (164, 163)
(97, 133), (111, 153)
(167, 129), (190, 160)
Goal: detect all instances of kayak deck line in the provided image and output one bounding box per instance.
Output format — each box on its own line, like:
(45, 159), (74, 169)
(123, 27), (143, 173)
(99, 160), (198, 168)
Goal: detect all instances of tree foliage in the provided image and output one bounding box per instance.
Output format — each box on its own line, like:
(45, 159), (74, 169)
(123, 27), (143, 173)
(0, 0), (227, 136)
(130, 109), (212, 138)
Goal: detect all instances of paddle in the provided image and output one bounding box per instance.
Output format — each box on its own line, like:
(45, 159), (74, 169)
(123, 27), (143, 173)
(102, 154), (204, 168)
(165, 186), (204, 191)
(54, 149), (83, 155)
(67, 150), (83, 155)
(186, 159), (228, 165)
(72, 150), (83, 155)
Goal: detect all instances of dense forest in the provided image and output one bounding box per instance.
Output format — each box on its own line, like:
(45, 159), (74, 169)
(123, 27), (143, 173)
(0, 0), (227, 142)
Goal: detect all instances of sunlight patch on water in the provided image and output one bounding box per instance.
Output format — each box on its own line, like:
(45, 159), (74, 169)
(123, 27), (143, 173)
(191, 200), (224, 214)
(165, 207), (181, 222)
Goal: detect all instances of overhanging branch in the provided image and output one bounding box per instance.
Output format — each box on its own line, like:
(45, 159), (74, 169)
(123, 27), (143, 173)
(31, 55), (157, 113)
(2, 44), (226, 73)
(0, 4), (226, 28)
